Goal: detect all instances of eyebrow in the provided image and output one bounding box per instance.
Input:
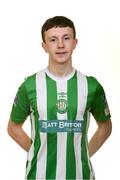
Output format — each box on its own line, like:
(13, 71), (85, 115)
(48, 34), (73, 39)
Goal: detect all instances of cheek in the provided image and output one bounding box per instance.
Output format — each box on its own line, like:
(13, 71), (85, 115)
(66, 41), (76, 50)
(68, 44), (76, 51)
(47, 46), (56, 56)
(48, 43), (56, 51)
(44, 45), (51, 53)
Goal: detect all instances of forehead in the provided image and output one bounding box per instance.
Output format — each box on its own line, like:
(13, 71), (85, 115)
(44, 27), (74, 38)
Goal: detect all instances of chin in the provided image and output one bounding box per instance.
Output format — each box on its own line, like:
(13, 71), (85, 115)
(55, 59), (68, 64)
(54, 56), (70, 64)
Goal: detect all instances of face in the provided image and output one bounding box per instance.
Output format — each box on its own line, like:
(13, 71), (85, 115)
(42, 27), (78, 65)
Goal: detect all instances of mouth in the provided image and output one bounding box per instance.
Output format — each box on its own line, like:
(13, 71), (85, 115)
(55, 52), (67, 55)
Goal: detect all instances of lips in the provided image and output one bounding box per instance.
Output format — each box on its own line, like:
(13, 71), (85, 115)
(55, 52), (67, 54)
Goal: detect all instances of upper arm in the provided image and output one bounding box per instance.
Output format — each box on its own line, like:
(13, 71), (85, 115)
(10, 81), (30, 124)
(90, 79), (111, 122)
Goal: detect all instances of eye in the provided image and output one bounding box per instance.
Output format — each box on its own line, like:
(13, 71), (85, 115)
(64, 36), (70, 40)
(49, 38), (57, 42)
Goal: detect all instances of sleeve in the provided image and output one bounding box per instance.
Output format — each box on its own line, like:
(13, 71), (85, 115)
(10, 80), (31, 123)
(91, 79), (111, 122)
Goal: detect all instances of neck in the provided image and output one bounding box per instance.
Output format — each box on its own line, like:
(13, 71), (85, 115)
(48, 60), (73, 78)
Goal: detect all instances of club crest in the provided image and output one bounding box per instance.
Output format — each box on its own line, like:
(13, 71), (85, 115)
(56, 92), (68, 114)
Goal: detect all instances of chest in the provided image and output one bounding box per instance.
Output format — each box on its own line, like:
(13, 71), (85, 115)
(28, 76), (93, 120)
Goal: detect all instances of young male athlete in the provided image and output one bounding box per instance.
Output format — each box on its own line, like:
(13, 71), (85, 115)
(8, 16), (112, 180)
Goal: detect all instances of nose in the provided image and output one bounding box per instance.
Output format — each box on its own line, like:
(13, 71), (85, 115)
(58, 39), (64, 48)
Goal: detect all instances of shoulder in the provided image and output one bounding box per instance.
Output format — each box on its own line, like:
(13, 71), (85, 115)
(21, 73), (36, 93)
(24, 69), (45, 85)
(24, 73), (36, 85)
(76, 70), (100, 87)
(86, 75), (99, 86)
(23, 69), (46, 91)
(76, 70), (104, 95)
(86, 76), (104, 96)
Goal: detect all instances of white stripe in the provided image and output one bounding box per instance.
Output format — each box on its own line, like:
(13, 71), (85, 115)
(76, 71), (88, 120)
(56, 80), (67, 180)
(74, 71), (88, 179)
(86, 111), (95, 179)
(26, 110), (35, 178)
(36, 70), (47, 179)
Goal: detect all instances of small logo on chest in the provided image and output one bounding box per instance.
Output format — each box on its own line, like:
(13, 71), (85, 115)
(56, 92), (68, 114)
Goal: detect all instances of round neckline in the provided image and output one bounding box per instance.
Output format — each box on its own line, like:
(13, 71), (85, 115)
(45, 67), (76, 81)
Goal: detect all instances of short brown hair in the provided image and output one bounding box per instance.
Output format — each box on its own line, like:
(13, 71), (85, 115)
(41, 16), (76, 42)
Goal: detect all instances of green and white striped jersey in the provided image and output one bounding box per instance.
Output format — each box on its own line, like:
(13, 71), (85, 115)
(10, 68), (111, 180)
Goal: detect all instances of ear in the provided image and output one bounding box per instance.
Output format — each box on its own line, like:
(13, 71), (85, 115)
(42, 42), (48, 53)
(73, 39), (78, 50)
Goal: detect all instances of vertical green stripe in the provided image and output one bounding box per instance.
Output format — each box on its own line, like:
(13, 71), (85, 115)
(26, 74), (41, 179)
(46, 74), (57, 180)
(81, 112), (90, 179)
(66, 72), (77, 179)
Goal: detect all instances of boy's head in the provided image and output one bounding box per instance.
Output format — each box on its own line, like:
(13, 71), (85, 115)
(41, 16), (76, 42)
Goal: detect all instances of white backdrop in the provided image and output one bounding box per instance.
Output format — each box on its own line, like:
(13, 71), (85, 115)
(0, 0), (120, 179)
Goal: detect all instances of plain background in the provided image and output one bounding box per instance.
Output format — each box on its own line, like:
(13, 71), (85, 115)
(0, 0), (120, 179)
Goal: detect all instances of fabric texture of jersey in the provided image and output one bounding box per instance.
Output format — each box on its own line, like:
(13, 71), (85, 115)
(10, 68), (111, 180)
